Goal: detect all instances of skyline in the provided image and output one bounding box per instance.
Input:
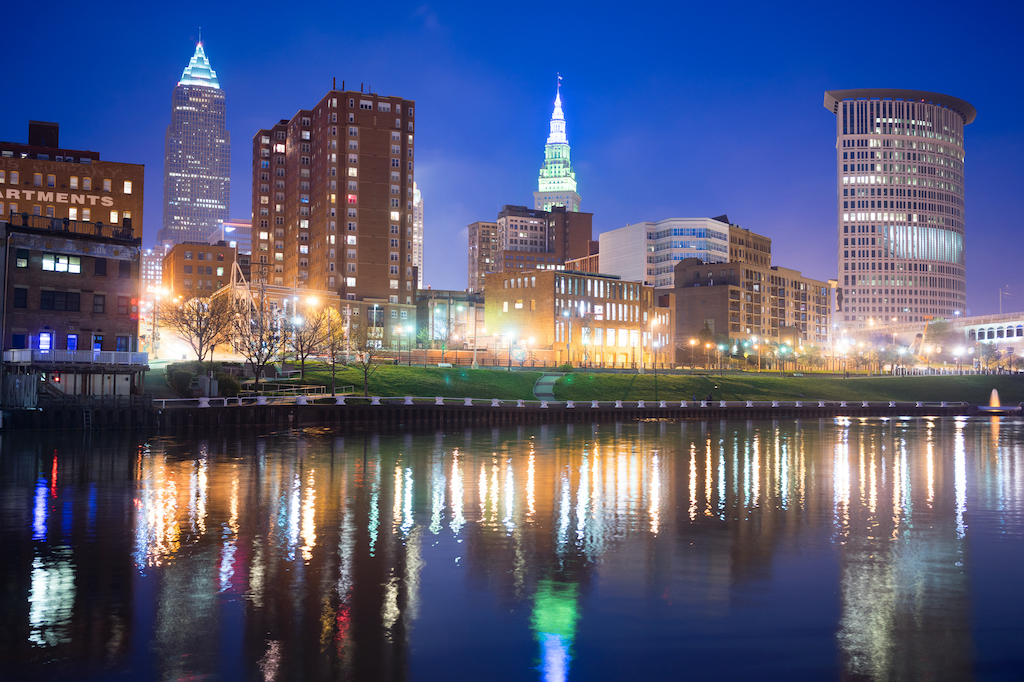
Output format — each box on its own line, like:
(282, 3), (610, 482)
(3, 1), (1021, 316)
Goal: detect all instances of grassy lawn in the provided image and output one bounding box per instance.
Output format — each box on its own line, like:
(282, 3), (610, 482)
(296, 364), (543, 400)
(553, 372), (1024, 404)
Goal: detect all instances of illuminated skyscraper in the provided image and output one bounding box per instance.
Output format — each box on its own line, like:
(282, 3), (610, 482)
(159, 42), (231, 248)
(825, 89), (973, 328)
(533, 80), (581, 212)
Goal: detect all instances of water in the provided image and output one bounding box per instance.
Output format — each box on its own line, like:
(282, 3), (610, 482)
(1, 417), (1023, 681)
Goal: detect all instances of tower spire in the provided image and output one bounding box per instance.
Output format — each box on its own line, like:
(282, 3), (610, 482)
(534, 76), (580, 212)
(179, 40), (220, 89)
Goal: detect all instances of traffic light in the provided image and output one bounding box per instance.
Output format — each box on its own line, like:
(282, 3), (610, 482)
(130, 298), (139, 320)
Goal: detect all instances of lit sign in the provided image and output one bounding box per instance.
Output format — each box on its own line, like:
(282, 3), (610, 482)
(4, 189), (114, 207)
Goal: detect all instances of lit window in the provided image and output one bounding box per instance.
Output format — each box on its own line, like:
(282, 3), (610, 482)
(82, 177), (91, 190)
(347, 194), (357, 204)
(346, 277), (356, 287)
(47, 174), (56, 187)
(123, 180), (132, 194)
(110, 211), (118, 224)
(347, 236), (357, 245)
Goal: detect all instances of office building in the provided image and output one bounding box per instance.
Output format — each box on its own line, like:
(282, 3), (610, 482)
(533, 83), (581, 212)
(162, 241), (237, 298)
(495, 204), (592, 275)
(672, 258), (832, 347)
(209, 217), (252, 254)
(158, 42), (230, 248)
(467, 221), (497, 292)
(824, 89), (973, 327)
(484, 270), (673, 368)
(141, 248), (164, 295)
(251, 87), (418, 342)
(412, 182), (423, 289)
(599, 216), (767, 288)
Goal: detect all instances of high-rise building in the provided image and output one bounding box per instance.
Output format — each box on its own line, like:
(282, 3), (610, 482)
(533, 82), (581, 212)
(467, 221), (497, 292)
(412, 182), (423, 288)
(824, 89), (974, 328)
(158, 42), (230, 249)
(251, 88), (417, 341)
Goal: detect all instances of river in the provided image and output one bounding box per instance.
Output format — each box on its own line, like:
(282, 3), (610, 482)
(1, 417), (1022, 681)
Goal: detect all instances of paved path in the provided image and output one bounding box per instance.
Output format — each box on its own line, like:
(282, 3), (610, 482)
(532, 373), (565, 400)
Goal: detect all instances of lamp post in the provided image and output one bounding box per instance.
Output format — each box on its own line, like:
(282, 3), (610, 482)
(507, 333), (515, 371)
(471, 301), (483, 369)
(717, 344), (726, 376)
(689, 338), (697, 368)
(562, 309), (572, 366)
(954, 346), (963, 375)
(151, 288), (165, 360)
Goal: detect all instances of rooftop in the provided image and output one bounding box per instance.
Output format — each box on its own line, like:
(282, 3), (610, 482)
(824, 88), (976, 125)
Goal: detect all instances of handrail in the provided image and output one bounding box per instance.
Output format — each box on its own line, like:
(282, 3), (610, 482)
(152, 396), (973, 409)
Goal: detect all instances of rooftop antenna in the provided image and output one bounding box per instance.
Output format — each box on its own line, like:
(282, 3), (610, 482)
(199, 26), (202, 45)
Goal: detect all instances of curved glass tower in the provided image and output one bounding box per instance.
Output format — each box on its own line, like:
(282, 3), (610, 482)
(159, 42), (231, 247)
(534, 82), (581, 212)
(825, 88), (974, 328)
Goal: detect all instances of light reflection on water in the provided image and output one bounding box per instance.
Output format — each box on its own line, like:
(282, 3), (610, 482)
(1, 418), (1023, 681)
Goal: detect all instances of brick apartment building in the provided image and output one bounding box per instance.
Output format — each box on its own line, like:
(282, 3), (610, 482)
(251, 87), (417, 344)
(0, 121), (146, 404)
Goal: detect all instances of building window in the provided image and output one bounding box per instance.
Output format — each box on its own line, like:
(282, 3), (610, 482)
(40, 291), (81, 312)
(16, 249), (28, 268)
(117, 296), (129, 316)
(47, 174), (56, 187)
(34, 173), (42, 186)
(13, 288), (27, 308)
(110, 211), (119, 224)
(42, 254), (81, 273)
(116, 336), (129, 352)
(93, 294), (105, 314)
(95, 258), (107, 276)
(67, 334), (78, 351)
(103, 179), (111, 192)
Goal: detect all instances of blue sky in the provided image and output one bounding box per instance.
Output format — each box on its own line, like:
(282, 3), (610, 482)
(4, 1), (1021, 315)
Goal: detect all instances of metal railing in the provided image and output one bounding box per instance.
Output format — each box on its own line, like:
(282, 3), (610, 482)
(4, 349), (149, 366)
(152, 395), (973, 410)
(4, 212), (137, 241)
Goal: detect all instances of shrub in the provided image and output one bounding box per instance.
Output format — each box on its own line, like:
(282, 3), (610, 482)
(557, 363), (574, 373)
(215, 373), (240, 397)
(171, 370), (193, 396)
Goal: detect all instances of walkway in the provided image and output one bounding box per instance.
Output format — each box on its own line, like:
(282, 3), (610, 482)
(532, 372), (564, 400)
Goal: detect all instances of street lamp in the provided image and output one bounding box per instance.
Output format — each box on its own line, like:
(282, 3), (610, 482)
(954, 346), (964, 375)
(689, 338), (697, 368)
(562, 309), (572, 366)
(717, 343), (726, 376)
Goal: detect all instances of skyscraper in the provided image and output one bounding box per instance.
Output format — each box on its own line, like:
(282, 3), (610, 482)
(533, 81), (581, 212)
(825, 89), (974, 328)
(251, 88), (417, 306)
(159, 42), (230, 249)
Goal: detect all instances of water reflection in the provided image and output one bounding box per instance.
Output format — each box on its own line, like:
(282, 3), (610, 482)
(1, 418), (1023, 680)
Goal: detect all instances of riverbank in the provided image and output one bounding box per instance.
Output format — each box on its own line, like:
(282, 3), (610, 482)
(289, 364), (1024, 404)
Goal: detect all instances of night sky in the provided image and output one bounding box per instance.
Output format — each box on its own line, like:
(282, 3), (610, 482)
(4, 1), (1021, 315)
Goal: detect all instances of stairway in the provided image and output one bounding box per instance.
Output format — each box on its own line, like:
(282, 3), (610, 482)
(82, 409), (94, 430)
(532, 373), (564, 401)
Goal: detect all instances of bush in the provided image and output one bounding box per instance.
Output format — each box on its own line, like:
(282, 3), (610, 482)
(215, 373), (240, 397)
(557, 363), (574, 373)
(171, 369), (193, 396)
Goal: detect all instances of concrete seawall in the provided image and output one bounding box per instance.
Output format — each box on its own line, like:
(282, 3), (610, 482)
(3, 400), (977, 432)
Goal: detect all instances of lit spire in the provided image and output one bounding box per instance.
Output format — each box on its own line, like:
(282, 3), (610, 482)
(547, 75), (566, 144)
(179, 42), (220, 89)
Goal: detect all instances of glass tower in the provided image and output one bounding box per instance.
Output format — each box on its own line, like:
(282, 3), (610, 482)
(533, 82), (581, 212)
(826, 89), (974, 329)
(159, 43), (230, 248)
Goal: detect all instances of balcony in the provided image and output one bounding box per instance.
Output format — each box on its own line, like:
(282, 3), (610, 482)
(4, 349), (149, 367)
(4, 212), (136, 241)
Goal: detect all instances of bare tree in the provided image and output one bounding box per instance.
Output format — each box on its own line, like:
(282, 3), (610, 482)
(348, 317), (394, 396)
(323, 307), (348, 395)
(286, 302), (331, 379)
(160, 295), (233, 364)
(232, 283), (285, 388)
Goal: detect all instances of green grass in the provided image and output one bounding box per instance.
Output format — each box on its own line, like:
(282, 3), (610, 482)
(296, 364), (543, 400)
(553, 372), (1024, 404)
